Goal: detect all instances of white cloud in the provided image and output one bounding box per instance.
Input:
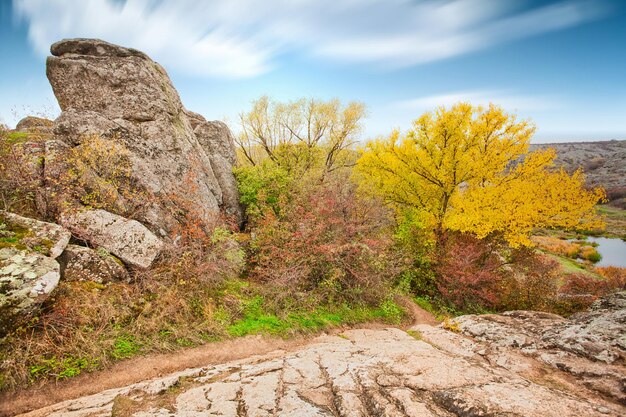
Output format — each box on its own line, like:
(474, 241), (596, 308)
(362, 90), (565, 139)
(13, 0), (607, 78)
(395, 90), (563, 113)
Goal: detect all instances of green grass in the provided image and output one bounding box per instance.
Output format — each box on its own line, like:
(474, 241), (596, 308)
(598, 205), (626, 219)
(29, 355), (99, 381)
(110, 335), (141, 359)
(227, 296), (405, 337)
(547, 253), (601, 279)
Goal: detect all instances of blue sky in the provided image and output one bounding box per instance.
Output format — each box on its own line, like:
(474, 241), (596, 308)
(1, 0), (625, 143)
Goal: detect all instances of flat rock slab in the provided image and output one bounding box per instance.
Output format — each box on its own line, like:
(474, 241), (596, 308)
(452, 292), (626, 405)
(20, 327), (624, 417)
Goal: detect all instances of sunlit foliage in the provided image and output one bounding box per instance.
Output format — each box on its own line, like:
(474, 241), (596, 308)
(356, 102), (606, 246)
(236, 96), (366, 177)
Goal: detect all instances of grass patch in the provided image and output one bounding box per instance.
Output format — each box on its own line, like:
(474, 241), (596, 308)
(598, 205), (626, 219)
(597, 205), (626, 239)
(1, 275), (404, 392)
(111, 335), (141, 360)
(547, 253), (600, 278)
(227, 297), (405, 337)
(29, 356), (98, 381)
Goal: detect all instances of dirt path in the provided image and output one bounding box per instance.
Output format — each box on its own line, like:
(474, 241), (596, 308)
(0, 301), (438, 416)
(398, 296), (440, 326)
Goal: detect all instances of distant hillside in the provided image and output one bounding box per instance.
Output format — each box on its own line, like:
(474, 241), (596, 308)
(531, 140), (626, 207)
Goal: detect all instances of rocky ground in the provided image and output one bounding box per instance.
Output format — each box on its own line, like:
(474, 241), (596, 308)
(531, 140), (626, 190)
(17, 294), (626, 417)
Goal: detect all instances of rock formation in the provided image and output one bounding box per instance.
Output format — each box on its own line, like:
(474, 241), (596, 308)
(15, 116), (53, 135)
(0, 38), (247, 336)
(451, 292), (626, 406)
(46, 38), (243, 234)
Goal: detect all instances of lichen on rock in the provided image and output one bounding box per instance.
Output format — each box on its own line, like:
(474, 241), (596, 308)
(0, 210), (70, 259)
(0, 247), (60, 338)
(59, 244), (128, 283)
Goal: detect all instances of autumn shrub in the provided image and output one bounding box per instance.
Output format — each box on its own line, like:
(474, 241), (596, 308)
(0, 127), (43, 217)
(605, 186), (626, 202)
(555, 273), (607, 313)
(58, 134), (146, 218)
(246, 173), (402, 305)
(531, 236), (580, 258)
(579, 245), (601, 263)
(431, 233), (508, 312)
(499, 249), (561, 312)
(594, 266), (626, 289)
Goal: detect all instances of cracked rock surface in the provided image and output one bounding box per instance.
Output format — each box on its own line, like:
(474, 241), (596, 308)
(451, 292), (626, 406)
(21, 325), (625, 417)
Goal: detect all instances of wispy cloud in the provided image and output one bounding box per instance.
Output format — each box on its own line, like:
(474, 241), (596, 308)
(395, 90), (563, 113)
(14, 0), (607, 78)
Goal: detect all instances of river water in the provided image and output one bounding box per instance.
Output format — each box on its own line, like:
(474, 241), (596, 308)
(585, 237), (626, 268)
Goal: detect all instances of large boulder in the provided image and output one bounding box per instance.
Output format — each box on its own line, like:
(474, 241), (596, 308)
(59, 244), (128, 283)
(0, 247), (60, 338)
(46, 38), (243, 233)
(61, 209), (163, 269)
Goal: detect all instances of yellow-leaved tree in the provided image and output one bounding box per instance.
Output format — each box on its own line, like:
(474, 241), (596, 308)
(356, 102), (605, 246)
(236, 96), (366, 177)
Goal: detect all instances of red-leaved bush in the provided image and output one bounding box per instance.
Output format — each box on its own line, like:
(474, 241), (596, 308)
(433, 233), (506, 311)
(500, 248), (561, 312)
(556, 267), (626, 313)
(247, 174), (402, 304)
(433, 233), (624, 315)
(594, 266), (626, 289)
